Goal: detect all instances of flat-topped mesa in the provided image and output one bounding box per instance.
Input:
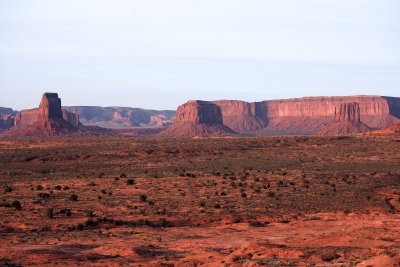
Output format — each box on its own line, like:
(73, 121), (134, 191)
(176, 100), (223, 125)
(39, 93), (63, 120)
(211, 100), (266, 132)
(334, 102), (360, 123)
(159, 100), (236, 138)
(316, 102), (370, 136)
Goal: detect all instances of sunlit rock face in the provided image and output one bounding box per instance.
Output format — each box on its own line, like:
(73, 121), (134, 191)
(159, 100), (236, 138)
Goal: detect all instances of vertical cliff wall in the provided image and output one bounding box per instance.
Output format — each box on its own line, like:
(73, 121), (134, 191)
(159, 100), (236, 137)
(8, 93), (79, 136)
(316, 102), (370, 135)
(211, 96), (400, 134)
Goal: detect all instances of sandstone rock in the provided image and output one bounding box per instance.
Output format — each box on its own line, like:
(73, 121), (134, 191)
(316, 102), (370, 136)
(334, 101), (361, 122)
(0, 107), (16, 116)
(62, 106), (175, 128)
(62, 109), (80, 128)
(159, 100), (236, 138)
(212, 96), (400, 134)
(0, 114), (14, 129)
(39, 93), (63, 120)
(0, 108), (16, 129)
(375, 121), (400, 134)
(212, 100), (266, 132)
(5, 93), (79, 136)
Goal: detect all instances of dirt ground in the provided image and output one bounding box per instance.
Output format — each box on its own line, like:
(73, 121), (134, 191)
(0, 135), (399, 266)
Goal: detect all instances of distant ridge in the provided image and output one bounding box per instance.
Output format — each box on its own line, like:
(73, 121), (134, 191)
(2, 94), (400, 137)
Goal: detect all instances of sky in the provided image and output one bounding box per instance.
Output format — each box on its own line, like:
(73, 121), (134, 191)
(0, 0), (399, 110)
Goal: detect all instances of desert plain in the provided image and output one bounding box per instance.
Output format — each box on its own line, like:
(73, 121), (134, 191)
(0, 134), (399, 266)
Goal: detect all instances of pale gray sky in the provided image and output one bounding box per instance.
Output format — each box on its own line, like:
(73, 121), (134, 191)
(1, 0), (399, 110)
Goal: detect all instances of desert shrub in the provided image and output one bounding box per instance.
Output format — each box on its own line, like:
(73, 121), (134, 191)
(38, 192), (51, 199)
(159, 218), (168, 227)
(60, 208), (72, 217)
(86, 210), (95, 217)
(320, 251), (340, 262)
(249, 221), (269, 227)
(63, 186), (70, 190)
(241, 192), (247, 198)
(101, 189), (107, 195)
(54, 185), (62, 190)
(85, 219), (99, 227)
(126, 179), (135, 185)
(88, 181), (97, 186)
(148, 201), (155, 205)
(221, 192), (227, 196)
(214, 204), (221, 209)
(12, 200), (22, 210)
(268, 191), (275, 197)
(140, 194), (147, 202)
(199, 201), (206, 207)
(120, 173), (127, 178)
(138, 218), (150, 226)
(69, 194), (78, 201)
(46, 208), (54, 218)
(4, 186), (13, 193)
(36, 185), (43, 190)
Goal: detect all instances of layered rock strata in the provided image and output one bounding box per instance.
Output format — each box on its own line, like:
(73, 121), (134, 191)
(316, 102), (370, 135)
(159, 100), (236, 137)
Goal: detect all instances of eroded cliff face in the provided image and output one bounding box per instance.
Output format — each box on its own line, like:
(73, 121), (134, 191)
(62, 106), (175, 128)
(159, 100), (236, 137)
(8, 93), (79, 136)
(210, 96), (400, 134)
(334, 102), (361, 123)
(39, 93), (63, 120)
(0, 114), (14, 129)
(316, 102), (370, 136)
(175, 100), (223, 124)
(212, 100), (266, 132)
(62, 110), (80, 128)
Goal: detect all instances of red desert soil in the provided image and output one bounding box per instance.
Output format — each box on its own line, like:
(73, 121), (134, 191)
(0, 134), (399, 266)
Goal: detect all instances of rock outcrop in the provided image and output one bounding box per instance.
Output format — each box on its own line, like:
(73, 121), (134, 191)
(6, 93), (79, 136)
(209, 96), (400, 135)
(375, 122), (400, 134)
(0, 108), (16, 129)
(0, 114), (14, 129)
(159, 100), (236, 137)
(316, 102), (370, 136)
(212, 100), (266, 132)
(62, 106), (175, 128)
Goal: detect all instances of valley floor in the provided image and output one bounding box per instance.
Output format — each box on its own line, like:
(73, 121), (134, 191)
(0, 135), (399, 266)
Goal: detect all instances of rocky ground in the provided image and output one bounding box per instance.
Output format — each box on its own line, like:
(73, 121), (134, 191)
(0, 135), (399, 266)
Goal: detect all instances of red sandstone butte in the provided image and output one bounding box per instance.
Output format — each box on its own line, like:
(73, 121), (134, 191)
(159, 100), (236, 138)
(6, 93), (80, 136)
(316, 102), (370, 135)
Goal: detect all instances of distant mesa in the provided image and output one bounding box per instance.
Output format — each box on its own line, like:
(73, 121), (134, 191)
(211, 100), (266, 132)
(62, 106), (175, 129)
(159, 100), (237, 138)
(1, 94), (400, 137)
(316, 102), (370, 136)
(3, 93), (80, 136)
